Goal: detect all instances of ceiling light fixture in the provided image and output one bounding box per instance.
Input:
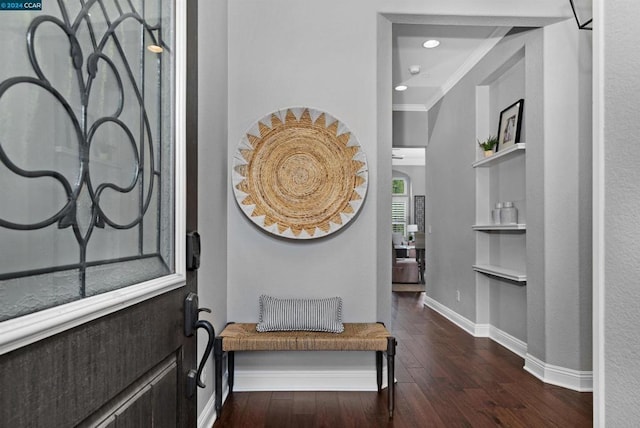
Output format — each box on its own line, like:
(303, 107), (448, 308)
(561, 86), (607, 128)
(147, 44), (163, 53)
(422, 39), (440, 49)
(395, 85), (408, 91)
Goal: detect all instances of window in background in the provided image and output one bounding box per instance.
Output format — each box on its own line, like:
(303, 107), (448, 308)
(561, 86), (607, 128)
(392, 178), (406, 195)
(392, 199), (408, 237)
(392, 177), (409, 237)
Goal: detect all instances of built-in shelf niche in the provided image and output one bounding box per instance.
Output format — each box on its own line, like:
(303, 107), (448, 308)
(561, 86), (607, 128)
(472, 143), (526, 168)
(472, 223), (526, 231)
(473, 45), (528, 347)
(472, 264), (527, 283)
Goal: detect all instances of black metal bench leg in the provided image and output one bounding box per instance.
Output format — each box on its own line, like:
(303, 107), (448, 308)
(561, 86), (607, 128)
(387, 337), (397, 418)
(376, 351), (383, 392)
(228, 351), (235, 393)
(214, 337), (224, 416)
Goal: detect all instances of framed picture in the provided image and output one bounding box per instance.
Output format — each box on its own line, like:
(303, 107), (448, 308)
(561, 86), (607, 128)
(496, 99), (524, 151)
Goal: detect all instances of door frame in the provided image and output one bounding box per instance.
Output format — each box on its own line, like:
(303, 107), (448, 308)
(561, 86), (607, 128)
(0, 0), (188, 357)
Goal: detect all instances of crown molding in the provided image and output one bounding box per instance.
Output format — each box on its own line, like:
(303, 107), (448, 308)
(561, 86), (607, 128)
(423, 26), (512, 112)
(392, 104), (428, 112)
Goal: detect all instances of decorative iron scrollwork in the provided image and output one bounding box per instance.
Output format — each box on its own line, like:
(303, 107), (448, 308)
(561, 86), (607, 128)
(0, 0), (169, 297)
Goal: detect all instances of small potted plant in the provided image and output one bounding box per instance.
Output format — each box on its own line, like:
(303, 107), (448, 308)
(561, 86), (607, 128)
(478, 135), (498, 157)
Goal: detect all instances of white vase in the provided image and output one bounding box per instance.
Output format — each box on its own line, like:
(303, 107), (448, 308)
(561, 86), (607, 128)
(500, 201), (518, 224)
(492, 202), (503, 224)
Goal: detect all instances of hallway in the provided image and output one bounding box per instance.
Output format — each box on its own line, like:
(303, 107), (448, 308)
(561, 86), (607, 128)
(213, 292), (592, 427)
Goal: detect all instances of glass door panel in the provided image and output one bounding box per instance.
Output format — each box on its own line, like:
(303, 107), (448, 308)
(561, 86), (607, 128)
(0, 0), (176, 321)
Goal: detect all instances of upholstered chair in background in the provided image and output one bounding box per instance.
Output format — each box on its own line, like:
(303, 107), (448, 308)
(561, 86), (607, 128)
(392, 245), (419, 284)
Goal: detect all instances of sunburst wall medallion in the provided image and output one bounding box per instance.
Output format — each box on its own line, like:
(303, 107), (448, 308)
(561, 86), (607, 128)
(232, 107), (368, 239)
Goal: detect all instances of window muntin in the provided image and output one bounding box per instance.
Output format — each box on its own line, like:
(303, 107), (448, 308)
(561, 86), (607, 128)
(392, 198), (408, 237)
(392, 176), (409, 237)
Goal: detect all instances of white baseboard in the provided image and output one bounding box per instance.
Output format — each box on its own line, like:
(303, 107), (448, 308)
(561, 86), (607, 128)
(422, 295), (477, 336)
(524, 354), (593, 392)
(422, 295), (527, 358)
(197, 378), (230, 428)
(489, 325), (528, 358)
(233, 368), (388, 392)
(423, 296), (592, 392)
(197, 393), (217, 428)
(475, 323), (491, 337)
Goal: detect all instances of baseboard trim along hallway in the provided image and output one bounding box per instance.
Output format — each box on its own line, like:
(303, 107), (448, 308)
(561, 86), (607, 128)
(231, 368), (389, 392)
(199, 383), (229, 428)
(422, 294), (592, 392)
(524, 353), (594, 392)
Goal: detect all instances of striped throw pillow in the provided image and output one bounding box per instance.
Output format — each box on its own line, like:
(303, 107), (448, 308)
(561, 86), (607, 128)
(257, 295), (344, 333)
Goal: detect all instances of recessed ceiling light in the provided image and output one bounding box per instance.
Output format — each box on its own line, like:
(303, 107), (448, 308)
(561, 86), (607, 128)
(395, 85), (408, 91)
(422, 39), (440, 49)
(147, 44), (163, 53)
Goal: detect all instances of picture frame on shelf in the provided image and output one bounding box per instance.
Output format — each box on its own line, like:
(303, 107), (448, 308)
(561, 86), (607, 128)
(496, 99), (524, 152)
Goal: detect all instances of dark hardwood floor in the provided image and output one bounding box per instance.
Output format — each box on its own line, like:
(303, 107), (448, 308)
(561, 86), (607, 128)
(213, 292), (592, 427)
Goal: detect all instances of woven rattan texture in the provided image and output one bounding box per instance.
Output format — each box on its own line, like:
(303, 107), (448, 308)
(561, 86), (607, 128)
(232, 107), (368, 239)
(220, 323), (390, 352)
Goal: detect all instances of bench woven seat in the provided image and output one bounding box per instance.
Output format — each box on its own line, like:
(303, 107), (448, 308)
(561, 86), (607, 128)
(214, 322), (397, 418)
(219, 322), (390, 351)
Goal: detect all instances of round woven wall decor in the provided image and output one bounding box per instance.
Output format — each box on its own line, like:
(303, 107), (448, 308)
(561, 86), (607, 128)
(232, 107), (368, 239)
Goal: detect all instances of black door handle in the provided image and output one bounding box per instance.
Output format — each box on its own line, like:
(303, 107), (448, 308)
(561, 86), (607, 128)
(186, 232), (201, 270)
(189, 319), (214, 391)
(185, 292), (215, 397)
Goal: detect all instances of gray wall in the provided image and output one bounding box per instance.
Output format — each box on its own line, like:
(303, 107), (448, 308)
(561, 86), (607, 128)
(393, 111), (428, 147)
(226, 0), (382, 372)
(376, 14), (394, 328)
(425, 30), (534, 331)
(425, 21), (592, 374)
(489, 57), (526, 143)
(601, 0), (640, 424)
(197, 0), (228, 417)
(208, 0), (578, 391)
(533, 19), (592, 373)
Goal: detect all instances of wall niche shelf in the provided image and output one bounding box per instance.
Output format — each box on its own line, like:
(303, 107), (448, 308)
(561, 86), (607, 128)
(472, 45), (529, 353)
(472, 264), (527, 283)
(472, 224), (526, 231)
(472, 143), (526, 168)
(473, 136), (527, 290)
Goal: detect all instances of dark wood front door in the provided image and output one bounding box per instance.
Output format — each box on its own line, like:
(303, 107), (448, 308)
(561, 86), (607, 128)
(1, 288), (197, 427)
(0, 1), (199, 426)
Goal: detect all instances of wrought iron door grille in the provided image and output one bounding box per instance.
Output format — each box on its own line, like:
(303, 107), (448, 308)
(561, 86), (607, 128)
(0, 0), (175, 320)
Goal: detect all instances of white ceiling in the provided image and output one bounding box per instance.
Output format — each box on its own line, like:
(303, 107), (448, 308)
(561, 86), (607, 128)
(392, 24), (510, 110)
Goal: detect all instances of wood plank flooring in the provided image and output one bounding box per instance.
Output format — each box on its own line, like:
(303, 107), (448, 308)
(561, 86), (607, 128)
(213, 292), (592, 427)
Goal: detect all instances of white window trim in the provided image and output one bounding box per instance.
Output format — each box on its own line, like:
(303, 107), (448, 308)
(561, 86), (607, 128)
(0, 0), (187, 356)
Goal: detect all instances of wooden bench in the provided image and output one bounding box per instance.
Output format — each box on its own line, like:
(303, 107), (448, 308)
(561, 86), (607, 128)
(214, 322), (397, 418)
